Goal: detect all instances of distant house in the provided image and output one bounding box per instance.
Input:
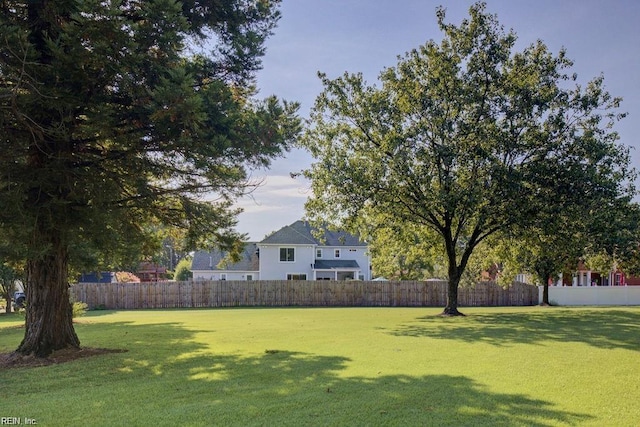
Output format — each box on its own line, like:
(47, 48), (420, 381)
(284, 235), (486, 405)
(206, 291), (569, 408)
(78, 272), (117, 283)
(77, 271), (140, 284)
(259, 220), (370, 281)
(550, 259), (640, 286)
(192, 242), (260, 281)
(191, 220), (371, 281)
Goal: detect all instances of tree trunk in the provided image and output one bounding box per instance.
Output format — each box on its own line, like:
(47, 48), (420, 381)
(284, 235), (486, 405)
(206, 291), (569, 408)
(442, 276), (465, 316)
(441, 234), (467, 316)
(541, 282), (550, 306)
(537, 269), (552, 306)
(442, 265), (465, 316)
(13, 1), (80, 357)
(16, 231), (79, 357)
(6, 295), (11, 314)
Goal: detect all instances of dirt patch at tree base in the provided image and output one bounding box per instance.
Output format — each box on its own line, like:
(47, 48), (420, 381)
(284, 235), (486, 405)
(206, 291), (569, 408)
(0, 347), (127, 370)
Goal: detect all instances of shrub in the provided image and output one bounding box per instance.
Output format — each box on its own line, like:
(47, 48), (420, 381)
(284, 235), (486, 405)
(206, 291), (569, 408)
(73, 302), (88, 318)
(174, 258), (193, 281)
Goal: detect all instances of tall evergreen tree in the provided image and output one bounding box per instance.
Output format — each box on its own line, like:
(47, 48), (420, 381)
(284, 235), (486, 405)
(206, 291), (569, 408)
(0, 0), (299, 356)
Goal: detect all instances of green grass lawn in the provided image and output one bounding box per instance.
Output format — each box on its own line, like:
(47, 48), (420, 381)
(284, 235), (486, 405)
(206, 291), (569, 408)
(1, 306), (639, 426)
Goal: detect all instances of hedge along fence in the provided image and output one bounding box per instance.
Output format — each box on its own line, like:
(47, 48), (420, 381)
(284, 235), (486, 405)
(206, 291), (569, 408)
(71, 280), (538, 310)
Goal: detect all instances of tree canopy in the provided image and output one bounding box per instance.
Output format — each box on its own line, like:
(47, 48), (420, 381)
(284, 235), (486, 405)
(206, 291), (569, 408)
(0, 0), (299, 356)
(367, 222), (443, 281)
(300, 2), (633, 315)
(483, 194), (640, 306)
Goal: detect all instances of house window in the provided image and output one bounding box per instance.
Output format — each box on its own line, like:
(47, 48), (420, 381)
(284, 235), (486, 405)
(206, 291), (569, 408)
(334, 249), (341, 258)
(316, 249), (323, 258)
(287, 273), (307, 280)
(246, 274), (253, 281)
(220, 273), (227, 281)
(280, 247), (295, 262)
(615, 273), (622, 286)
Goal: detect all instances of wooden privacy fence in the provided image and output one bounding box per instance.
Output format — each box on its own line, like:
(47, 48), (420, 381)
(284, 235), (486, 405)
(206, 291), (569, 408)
(71, 280), (538, 310)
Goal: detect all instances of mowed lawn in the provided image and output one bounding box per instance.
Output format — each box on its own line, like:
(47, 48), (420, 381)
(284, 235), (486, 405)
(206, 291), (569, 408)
(1, 306), (639, 426)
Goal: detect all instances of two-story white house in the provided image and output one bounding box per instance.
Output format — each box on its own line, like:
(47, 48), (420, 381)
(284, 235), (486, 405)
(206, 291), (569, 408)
(191, 220), (371, 281)
(191, 242), (260, 281)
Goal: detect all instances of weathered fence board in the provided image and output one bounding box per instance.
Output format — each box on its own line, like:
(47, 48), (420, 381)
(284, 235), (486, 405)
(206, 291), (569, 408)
(72, 280), (538, 310)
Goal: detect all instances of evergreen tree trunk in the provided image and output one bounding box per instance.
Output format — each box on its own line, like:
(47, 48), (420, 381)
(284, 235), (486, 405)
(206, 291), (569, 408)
(16, 228), (79, 357)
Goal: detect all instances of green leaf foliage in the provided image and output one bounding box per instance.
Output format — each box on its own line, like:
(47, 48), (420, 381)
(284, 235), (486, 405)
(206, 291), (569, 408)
(174, 257), (193, 282)
(367, 220), (444, 281)
(0, 0), (300, 265)
(0, 0), (299, 355)
(300, 2), (633, 314)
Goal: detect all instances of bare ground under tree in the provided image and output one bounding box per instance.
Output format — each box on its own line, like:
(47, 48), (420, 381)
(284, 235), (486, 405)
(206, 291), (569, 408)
(0, 347), (127, 370)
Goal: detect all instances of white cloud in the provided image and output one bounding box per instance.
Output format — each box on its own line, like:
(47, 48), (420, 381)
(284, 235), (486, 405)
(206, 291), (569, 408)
(234, 173), (311, 240)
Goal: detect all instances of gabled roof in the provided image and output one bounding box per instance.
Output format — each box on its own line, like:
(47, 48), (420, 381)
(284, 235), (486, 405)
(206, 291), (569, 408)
(260, 220), (366, 247)
(191, 242), (259, 272)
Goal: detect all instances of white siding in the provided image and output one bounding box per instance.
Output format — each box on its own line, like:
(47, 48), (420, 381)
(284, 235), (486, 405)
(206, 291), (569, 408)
(258, 244), (316, 280)
(319, 245), (372, 280)
(192, 270), (259, 281)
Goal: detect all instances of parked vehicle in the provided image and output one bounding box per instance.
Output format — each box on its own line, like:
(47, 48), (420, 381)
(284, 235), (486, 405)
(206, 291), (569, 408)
(12, 291), (26, 309)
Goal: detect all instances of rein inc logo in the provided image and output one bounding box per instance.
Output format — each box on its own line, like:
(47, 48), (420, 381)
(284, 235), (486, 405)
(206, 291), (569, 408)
(1, 418), (37, 425)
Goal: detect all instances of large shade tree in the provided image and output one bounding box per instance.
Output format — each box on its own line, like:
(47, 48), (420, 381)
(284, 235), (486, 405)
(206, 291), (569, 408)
(581, 200), (640, 283)
(300, 2), (632, 315)
(488, 207), (602, 306)
(0, 0), (299, 357)
(489, 196), (639, 305)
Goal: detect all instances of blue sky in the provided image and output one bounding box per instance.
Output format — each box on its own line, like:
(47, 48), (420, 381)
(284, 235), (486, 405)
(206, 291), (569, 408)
(235, 0), (640, 240)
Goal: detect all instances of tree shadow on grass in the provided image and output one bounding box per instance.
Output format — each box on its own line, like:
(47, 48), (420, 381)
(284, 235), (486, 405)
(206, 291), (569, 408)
(2, 320), (593, 426)
(176, 352), (592, 426)
(388, 308), (640, 351)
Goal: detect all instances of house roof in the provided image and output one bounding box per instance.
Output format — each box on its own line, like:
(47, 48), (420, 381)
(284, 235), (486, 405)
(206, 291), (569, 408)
(260, 220), (366, 246)
(78, 272), (116, 283)
(314, 260), (361, 270)
(191, 243), (259, 272)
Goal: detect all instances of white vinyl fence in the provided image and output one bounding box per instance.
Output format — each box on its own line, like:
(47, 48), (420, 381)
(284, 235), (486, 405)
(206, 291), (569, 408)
(541, 286), (640, 306)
